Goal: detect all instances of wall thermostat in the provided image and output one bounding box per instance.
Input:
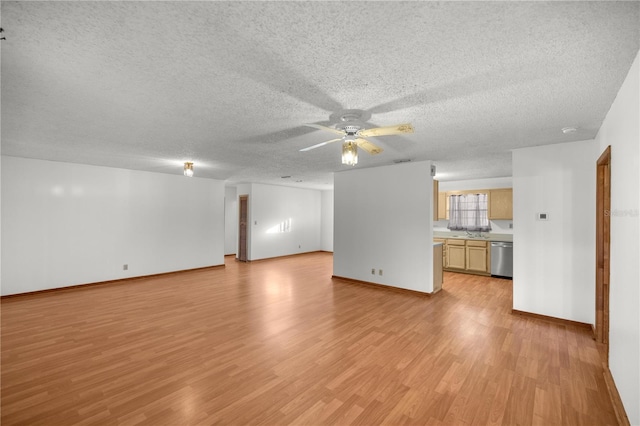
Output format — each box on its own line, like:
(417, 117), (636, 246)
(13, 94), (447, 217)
(536, 213), (549, 221)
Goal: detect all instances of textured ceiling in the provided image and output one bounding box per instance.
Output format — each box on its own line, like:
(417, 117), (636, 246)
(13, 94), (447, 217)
(1, 1), (639, 189)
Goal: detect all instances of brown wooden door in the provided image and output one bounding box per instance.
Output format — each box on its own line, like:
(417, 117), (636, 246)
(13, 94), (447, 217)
(595, 146), (611, 362)
(238, 195), (248, 262)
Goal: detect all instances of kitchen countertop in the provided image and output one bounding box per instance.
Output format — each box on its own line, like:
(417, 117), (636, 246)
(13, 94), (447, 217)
(433, 231), (513, 242)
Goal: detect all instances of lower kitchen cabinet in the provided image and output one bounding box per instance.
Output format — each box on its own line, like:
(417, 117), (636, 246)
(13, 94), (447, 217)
(446, 240), (466, 269)
(434, 238), (446, 267)
(433, 243), (443, 293)
(442, 238), (490, 276)
(466, 240), (489, 272)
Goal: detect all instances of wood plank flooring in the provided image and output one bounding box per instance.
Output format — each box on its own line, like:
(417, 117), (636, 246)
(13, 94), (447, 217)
(1, 252), (617, 425)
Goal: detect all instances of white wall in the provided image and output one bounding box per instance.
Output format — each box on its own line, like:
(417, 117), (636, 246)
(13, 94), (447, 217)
(334, 161), (434, 293)
(1, 156), (225, 296)
(243, 183), (322, 261)
(224, 186), (238, 255)
(512, 140), (598, 324)
(321, 190), (333, 252)
(595, 51), (639, 425)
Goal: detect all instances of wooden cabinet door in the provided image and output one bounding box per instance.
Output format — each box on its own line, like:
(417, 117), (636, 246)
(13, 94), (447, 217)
(433, 244), (443, 293)
(434, 239), (446, 268)
(489, 189), (513, 219)
(438, 192), (447, 220)
(447, 245), (466, 269)
(442, 242), (447, 268)
(466, 246), (488, 272)
(433, 180), (439, 221)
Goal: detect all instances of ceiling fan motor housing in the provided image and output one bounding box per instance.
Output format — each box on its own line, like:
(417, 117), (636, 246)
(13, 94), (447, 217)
(330, 109), (371, 123)
(343, 125), (361, 135)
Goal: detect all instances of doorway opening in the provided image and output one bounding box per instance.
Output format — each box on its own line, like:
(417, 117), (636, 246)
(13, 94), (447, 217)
(238, 195), (248, 262)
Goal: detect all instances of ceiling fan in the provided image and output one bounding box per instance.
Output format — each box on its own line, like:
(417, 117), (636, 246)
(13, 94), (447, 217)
(299, 122), (414, 156)
(295, 109), (415, 165)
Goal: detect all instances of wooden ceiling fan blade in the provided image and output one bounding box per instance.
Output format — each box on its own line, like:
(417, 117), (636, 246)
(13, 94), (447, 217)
(355, 138), (383, 155)
(299, 138), (342, 152)
(303, 123), (346, 136)
(358, 123), (414, 137)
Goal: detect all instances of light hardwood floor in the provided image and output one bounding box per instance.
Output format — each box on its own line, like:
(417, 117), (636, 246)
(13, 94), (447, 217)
(1, 252), (617, 425)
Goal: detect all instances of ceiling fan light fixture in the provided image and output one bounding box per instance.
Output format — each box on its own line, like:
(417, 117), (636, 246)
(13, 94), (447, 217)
(183, 162), (194, 177)
(341, 141), (358, 166)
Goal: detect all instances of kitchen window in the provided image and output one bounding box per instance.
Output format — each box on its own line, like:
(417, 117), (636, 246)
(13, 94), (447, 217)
(447, 193), (491, 232)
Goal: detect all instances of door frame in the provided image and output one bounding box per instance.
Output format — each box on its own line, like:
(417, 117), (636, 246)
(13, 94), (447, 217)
(595, 146), (611, 361)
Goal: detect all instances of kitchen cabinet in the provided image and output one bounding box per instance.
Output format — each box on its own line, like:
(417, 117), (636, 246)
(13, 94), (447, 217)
(466, 240), (489, 272)
(446, 239), (466, 269)
(443, 238), (490, 276)
(433, 180), (439, 220)
(439, 188), (513, 221)
(434, 238), (446, 267)
(438, 192), (447, 220)
(433, 243), (443, 293)
(489, 189), (513, 220)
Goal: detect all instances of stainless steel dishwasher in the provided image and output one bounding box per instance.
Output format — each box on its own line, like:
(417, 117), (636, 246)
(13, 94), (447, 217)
(491, 242), (513, 278)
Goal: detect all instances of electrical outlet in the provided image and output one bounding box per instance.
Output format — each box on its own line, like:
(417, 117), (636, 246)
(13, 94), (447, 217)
(371, 268), (375, 275)
(379, 269), (383, 276)
(123, 264), (128, 271)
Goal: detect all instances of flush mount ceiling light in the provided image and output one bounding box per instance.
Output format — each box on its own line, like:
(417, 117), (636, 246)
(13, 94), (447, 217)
(341, 141), (358, 166)
(562, 127), (577, 134)
(183, 162), (194, 177)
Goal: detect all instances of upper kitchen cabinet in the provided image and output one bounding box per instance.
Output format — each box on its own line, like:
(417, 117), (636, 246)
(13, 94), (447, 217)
(489, 188), (513, 220)
(437, 187), (513, 221)
(438, 192), (447, 220)
(433, 180), (439, 220)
